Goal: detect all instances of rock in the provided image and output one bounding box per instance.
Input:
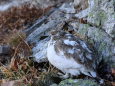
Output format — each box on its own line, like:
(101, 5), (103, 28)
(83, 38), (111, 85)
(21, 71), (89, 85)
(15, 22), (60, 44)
(57, 79), (100, 86)
(25, 0), (115, 65)
(33, 0), (73, 8)
(50, 84), (58, 86)
(69, 22), (115, 62)
(24, 7), (58, 36)
(25, 4), (70, 63)
(70, 0), (115, 63)
(26, 7), (66, 43)
(60, 3), (76, 13)
(87, 0), (115, 38)
(73, 0), (81, 6)
(33, 0), (54, 8)
(0, 0), (32, 11)
(74, 0), (94, 18)
(0, 45), (11, 55)
(0, 45), (11, 64)
(32, 38), (49, 63)
(74, 0), (88, 11)
(74, 0), (115, 38)
(75, 8), (90, 18)
(0, 0), (73, 11)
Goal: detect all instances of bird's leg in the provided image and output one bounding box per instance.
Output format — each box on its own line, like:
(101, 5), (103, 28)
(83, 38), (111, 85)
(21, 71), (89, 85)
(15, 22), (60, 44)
(61, 73), (70, 79)
(58, 72), (70, 79)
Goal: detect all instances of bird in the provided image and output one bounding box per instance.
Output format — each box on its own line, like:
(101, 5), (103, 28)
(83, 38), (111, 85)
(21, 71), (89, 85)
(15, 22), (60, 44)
(47, 30), (98, 78)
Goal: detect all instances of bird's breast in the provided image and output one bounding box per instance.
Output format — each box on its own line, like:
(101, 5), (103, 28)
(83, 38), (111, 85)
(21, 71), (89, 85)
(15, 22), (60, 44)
(47, 42), (82, 72)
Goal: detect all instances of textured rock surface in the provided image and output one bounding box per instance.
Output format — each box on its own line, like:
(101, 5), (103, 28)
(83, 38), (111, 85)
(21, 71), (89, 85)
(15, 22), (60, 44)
(34, 0), (73, 8)
(69, 22), (115, 62)
(51, 79), (100, 86)
(32, 38), (49, 63)
(74, 0), (115, 38)
(26, 4), (70, 62)
(25, 0), (115, 65)
(87, 0), (115, 38)
(0, 0), (72, 11)
(73, 0), (115, 64)
(74, 0), (88, 11)
(23, 0), (115, 85)
(0, 45), (11, 55)
(0, 0), (32, 11)
(60, 3), (75, 13)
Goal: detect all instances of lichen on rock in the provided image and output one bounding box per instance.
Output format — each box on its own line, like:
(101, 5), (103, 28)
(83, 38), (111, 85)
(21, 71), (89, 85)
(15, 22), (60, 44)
(88, 10), (107, 27)
(56, 79), (100, 86)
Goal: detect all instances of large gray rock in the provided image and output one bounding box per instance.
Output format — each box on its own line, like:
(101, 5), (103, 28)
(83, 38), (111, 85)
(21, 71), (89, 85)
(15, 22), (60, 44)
(25, 0), (115, 65)
(87, 0), (115, 38)
(74, 0), (88, 11)
(71, 0), (115, 63)
(69, 22), (115, 62)
(32, 38), (49, 63)
(0, 0), (72, 11)
(0, 0), (32, 11)
(60, 3), (75, 13)
(33, 0), (73, 8)
(74, 0), (115, 38)
(26, 4), (69, 63)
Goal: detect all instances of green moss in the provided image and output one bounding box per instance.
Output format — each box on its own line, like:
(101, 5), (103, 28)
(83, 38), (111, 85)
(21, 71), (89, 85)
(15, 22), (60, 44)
(98, 42), (106, 53)
(88, 10), (107, 26)
(75, 80), (98, 86)
(98, 42), (110, 54)
(58, 79), (100, 86)
(88, 12), (94, 17)
(87, 27), (106, 42)
(78, 24), (89, 36)
(87, 39), (95, 45)
(94, 0), (100, 5)
(99, 11), (107, 26)
(50, 84), (58, 86)
(95, 29), (105, 41)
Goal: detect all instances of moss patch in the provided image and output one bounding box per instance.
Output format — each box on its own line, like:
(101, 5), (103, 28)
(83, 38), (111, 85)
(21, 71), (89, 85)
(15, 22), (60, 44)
(88, 10), (107, 26)
(77, 24), (89, 36)
(58, 79), (100, 86)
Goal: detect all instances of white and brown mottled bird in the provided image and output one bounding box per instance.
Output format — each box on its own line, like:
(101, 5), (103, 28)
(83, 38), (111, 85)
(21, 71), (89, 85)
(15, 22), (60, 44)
(47, 30), (98, 78)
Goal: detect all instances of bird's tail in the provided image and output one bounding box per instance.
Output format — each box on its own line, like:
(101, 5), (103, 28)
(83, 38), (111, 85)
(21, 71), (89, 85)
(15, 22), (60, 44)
(89, 71), (104, 84)
(89, 71), (97, 78)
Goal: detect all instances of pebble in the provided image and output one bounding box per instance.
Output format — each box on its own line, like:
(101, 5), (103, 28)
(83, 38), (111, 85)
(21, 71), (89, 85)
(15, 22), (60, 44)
(0, 45), (11, 55)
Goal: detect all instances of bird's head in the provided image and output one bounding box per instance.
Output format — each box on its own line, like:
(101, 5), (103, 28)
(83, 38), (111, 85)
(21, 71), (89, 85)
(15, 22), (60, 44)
(50, 30), (66, 40)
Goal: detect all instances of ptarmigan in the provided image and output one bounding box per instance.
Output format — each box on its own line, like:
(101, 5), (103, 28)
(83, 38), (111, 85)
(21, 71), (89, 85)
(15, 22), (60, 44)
(47, 30), (98, 78)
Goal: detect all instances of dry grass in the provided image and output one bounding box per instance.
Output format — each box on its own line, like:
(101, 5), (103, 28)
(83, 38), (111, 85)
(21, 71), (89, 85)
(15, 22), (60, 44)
(0, 3), (52, 44)
(0, 3), (56, 85)
(0, 56), (59, 85)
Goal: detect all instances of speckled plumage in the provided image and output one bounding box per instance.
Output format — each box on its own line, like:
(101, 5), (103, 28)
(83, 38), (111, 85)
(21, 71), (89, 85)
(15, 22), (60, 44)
(47, 30), (98, 77)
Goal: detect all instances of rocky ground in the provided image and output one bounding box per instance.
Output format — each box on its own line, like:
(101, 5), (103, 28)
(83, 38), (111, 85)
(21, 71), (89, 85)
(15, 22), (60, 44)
(0, 0), (115, 86)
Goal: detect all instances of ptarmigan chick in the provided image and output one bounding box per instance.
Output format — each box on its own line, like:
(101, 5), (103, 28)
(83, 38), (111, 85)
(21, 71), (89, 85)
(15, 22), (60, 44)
(47, 30), (98, 78)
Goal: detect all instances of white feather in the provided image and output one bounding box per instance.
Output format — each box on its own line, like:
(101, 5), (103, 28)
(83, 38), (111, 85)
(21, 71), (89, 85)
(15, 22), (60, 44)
(47, 41), (87, 76)
(47, 32), (97, 78)
(68, 49), (74, 54)
(64, 40), (77, 46)
(79, 41), (92, 53)
(90, 71), (97, 77)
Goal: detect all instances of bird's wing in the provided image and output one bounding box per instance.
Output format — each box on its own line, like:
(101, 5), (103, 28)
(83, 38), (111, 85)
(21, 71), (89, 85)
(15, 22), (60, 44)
(54, 34), (96, 69)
